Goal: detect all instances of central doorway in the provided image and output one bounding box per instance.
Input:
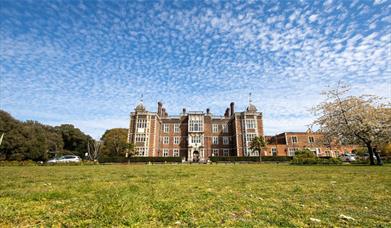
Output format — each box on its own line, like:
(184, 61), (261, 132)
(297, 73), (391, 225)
(193, 151), (200, 162)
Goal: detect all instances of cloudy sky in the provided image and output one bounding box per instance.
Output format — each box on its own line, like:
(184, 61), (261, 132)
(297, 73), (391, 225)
(1, 0), (390, 138)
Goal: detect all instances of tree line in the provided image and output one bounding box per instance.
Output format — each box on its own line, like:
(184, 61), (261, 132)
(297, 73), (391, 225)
(0, 110), (131, 161)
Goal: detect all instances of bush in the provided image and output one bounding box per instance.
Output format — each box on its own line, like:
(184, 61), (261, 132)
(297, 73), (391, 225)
(0, 160), (37, 166)
(98, 156), (182, 163)
(209, 156), (292, 163)
(290, 149), (342, 165)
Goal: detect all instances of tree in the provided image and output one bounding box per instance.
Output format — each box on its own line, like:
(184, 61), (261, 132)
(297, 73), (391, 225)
(55, 124), (92, 157)
(126, 142), (136, 157)
(313, 83), (391, 166)
(101, 128), (129, 157)
(250, 136), (267, 162)
(87, 140), (102, 161)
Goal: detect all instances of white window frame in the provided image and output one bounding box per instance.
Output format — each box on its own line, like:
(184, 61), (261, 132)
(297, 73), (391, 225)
(223, 149), (229, 156)
(163, 149), (169, 157)
(163, 124), (169, 133)
(246, 119), (256, 129)
(212, 136), (219, 145)
(136, 147), (148, 156)
(288, 148), (298, 156)
(308, 136), (314, 144)
(212, 124), (219, 133)
(212, 149), (219, 156)
(191, 135), (202, 144)
(271, 147), (277, 156)
(223, 136), (229, 145)
(173, 149), (179, 157)
(136, 119), (147, 129)
(291, 136), (298, 144)
(163, 136), (169, 144)
(189, 120), (203, 132)
(174, 124), (180, 133)
(135, 134), (146, 142)
(174, 136), (180, 145)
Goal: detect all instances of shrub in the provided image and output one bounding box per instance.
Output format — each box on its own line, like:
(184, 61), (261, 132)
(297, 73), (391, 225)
(0, 160), (37, 166)
(98, 156), (182, 163)
(209, 156), (292, 163)
(290, 149), (342, 165)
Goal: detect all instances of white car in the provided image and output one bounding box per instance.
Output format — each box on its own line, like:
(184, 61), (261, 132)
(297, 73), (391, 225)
(47, 155), (81, 164)
(340, 154), (356, 162)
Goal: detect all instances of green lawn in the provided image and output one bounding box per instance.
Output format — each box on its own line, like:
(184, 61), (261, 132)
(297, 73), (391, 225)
(0, 164), (390, 227)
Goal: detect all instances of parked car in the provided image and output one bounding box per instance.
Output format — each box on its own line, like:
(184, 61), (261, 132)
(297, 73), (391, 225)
(47, 155), (81, 164)
(339, 154), (357, 162)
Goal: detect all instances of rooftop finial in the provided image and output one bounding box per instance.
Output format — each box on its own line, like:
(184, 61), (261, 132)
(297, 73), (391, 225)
(249, 92), (252, 105)
(140, 94), (144, 103)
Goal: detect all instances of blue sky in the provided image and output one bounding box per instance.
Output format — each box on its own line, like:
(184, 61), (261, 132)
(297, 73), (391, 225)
(1, 0), (390, 139)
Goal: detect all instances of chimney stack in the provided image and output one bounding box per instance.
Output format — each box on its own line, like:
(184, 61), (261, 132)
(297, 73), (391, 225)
(162, 108), (166, 117)
(230, 102), (235, 116)
(224, 108), (230, 117)
(158, 102), (163, 116)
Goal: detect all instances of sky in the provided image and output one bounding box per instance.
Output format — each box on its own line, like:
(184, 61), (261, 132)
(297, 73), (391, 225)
(1, 0), (390, 139)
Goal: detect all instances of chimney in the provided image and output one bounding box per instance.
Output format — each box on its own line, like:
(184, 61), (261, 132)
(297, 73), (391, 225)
(158, 102), (163, 116)
(162, 108), (166, 117)
(230, 102), (235, 116)
(206, 108), (210, 115)
(182, 108), (186, 115)
(224, 108), (230, 117)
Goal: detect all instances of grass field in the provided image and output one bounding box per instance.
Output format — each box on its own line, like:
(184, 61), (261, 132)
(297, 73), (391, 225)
(1, 164), (390, 227)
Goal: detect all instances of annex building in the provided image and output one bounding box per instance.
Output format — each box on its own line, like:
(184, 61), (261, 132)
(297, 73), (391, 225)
(127, 100), (357, 162)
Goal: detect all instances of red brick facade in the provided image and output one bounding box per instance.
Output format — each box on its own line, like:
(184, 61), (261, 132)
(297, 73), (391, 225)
(128, 102), (357, 161)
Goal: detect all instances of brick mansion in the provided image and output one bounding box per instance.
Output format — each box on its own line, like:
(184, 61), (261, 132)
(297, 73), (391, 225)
(127, 99), (357, 162)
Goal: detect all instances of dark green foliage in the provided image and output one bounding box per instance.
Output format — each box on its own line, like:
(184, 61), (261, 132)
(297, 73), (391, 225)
(0, 110), (91, 161)
(100, 128), (129, 157)
(55, 124), (92, 157)
(209, 156), (292, 162)
(290, 149), (342, 165)
(98, 156), (182, 163)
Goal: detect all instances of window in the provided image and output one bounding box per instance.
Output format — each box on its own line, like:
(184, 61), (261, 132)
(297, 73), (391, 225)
(222, 124), (228, 133)
(271, 147), (277, 156)
(137, 119), (147, 128)
(291, 136), (298, 143)
(250, 149), (259, 156)
(212, 124), (219, 133)
(163, 149), (169, 157)
(288, 148), (298, 156)
(174, 124), (180, 133)
(315, 148), (321, 156)
(191, 135), (202, 144)
(212, 136), (219, 145)
(173, 149), (179, 157)
(212, 149), (219, 156)
(135, 134), (146, 142)
(246, 133), (256, 143)
(174, 136), (180, 145)
(163, 124), (169, 133)
(163, 136), (169, 144)
(189, 120), (203, 132)
(223, 149), (229, 156)
(308, 136), (314, 144)
(223, 137), (229, 145)
(136, 148), (147, 156)
(246, 119), (256, 129)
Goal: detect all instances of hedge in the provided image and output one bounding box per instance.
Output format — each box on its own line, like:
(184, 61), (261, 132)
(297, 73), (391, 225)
(98, 156), (182, 163)
(209, 156), (293, 162)
(290, 157), (342, 165)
